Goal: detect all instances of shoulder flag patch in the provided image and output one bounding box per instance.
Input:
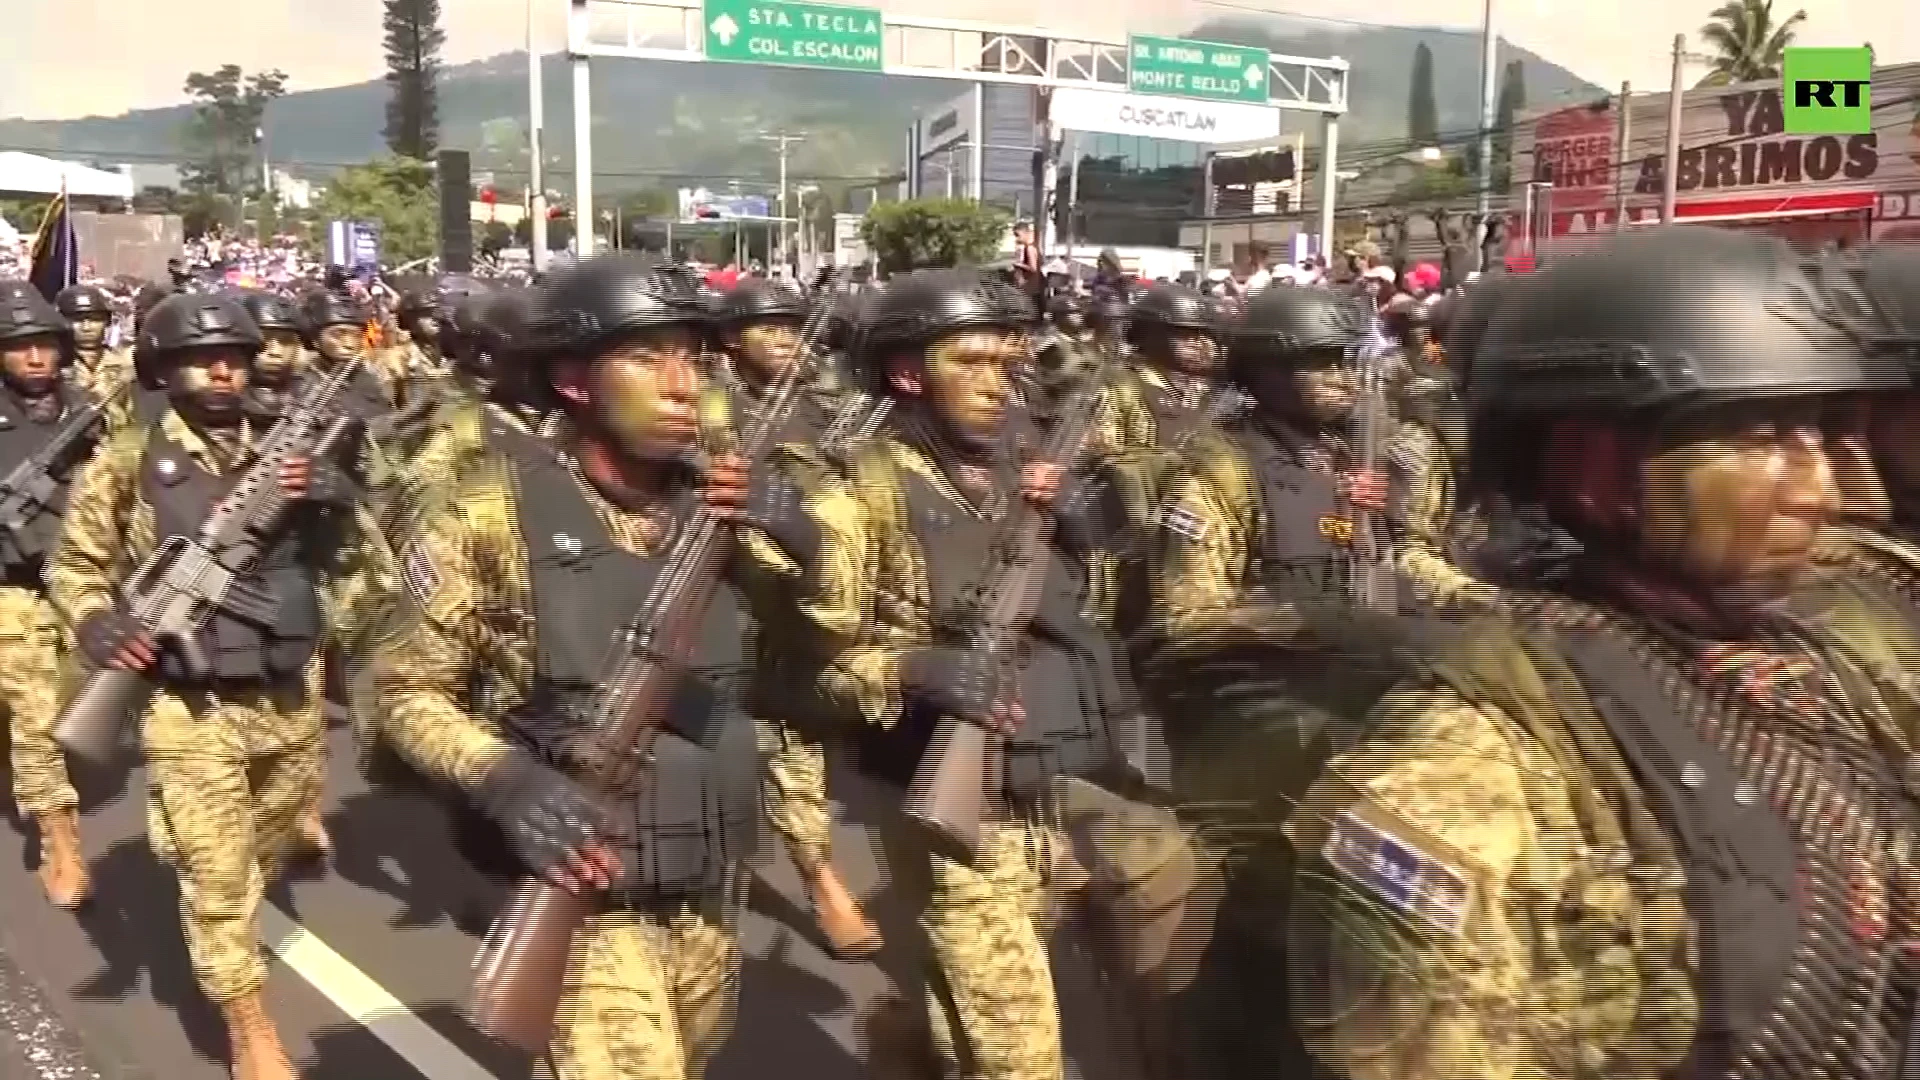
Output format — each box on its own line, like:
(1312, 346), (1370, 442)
(1161, 503), (1209, 543)
(1322, 810), (1471, 937)
(401, 539), (444, 606)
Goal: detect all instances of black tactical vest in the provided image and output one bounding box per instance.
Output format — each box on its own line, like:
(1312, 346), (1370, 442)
(1545, 622), (1918, 1080)
(493, 424), (761, 898)
(0, 385), (90, 585)
(138, 425), (323, 683)
(856, 457), (1140, 798)
(1227, 419), (1395, 611)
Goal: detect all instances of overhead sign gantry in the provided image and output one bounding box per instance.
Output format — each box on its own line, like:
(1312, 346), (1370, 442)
(562, 0), (1349, 256)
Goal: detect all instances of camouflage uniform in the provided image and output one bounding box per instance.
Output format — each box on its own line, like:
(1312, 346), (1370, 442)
(367, 433), (816, 1079)
(56, 284), (135, 406)
(0, 283), (120, 911)
(48, 407), (398, 1003)
(811, 270), (1154, 1080)
(1277, 229), (1920, 1080)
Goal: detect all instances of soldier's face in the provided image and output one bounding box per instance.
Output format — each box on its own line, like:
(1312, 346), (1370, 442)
(575, 325), (703, 461)
(1253, 348), (1355, 425)
(0, 335), (60, 396)
(318, 323), (365, 364)
(906, 329), (1022, 444)
(1164, 328), (1220, 376)
(1865, 391), (1920, 502)
(412, 315), (440, 344)
(71, 316), (107, 351)
(733, 320), (801, 384)
(1638, 399), (1839, 589)
(254, 331), (305, 383)
(170, 346), (253, 422)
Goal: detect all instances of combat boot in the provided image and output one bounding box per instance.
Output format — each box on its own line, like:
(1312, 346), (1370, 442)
(295, 801), (332, 860)
(220, 992), (297, 1080)
(807, 862), (881, 961)
(33, 808), (92, 910)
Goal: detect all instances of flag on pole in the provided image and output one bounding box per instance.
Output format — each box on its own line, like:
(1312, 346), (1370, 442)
(27, 182), (79, 303)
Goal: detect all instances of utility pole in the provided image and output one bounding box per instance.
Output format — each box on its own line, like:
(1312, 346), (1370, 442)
(1661, 34), (1686, 223)
(1613, 81), (1631, 231)
(527, 0), (549, 271)
(759, 131), (807, 270)
(1472, 0), (1498, 269)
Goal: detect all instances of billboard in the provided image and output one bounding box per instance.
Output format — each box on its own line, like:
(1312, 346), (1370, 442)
(70, 211), (183, 283)
(327, 220), (382, 273)
(678, 188), (775, 222)
(1050, 87), (1282, 145)
(1510, 61), (1920, 245)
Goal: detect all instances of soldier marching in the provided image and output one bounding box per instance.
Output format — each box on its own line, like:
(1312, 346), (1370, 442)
(14, 226), (1920, 1080)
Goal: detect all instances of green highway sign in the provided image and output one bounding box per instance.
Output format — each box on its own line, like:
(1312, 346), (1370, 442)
(702, 0), (884, 73)
(1127, 35), (1272, 104)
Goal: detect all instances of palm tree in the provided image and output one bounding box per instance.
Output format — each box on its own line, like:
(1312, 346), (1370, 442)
(1696, 0), (1807, 87)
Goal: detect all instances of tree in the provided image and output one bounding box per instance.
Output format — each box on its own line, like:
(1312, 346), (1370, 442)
(1408, 44), (1440, 147)
(1697, 0), (1806, 87)
(1392, 161), (1475, 207)
(1492, 60), (1528, 192)
(312, 157), (440, 264)
(179, 65), (287, 202)
(383, 0), (446, 159)
(860, 198), (1011, 276)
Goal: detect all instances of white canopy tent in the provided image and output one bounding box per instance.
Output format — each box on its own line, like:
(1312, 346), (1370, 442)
(0, 152), (134, 199)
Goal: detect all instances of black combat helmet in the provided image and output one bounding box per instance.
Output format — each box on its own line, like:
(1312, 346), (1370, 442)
(1227, 285), (1367, 364)
(1852, 245), (1920, 377)
(1470, 227), (1906, 492)
(1473, 227), (1897, 421)
(855, 268), (1033, 358)
(719, 278), (808, 325)
(132, 283), (173, 329)
(139, 292), (264, 358)
(0, 282), (69, 344)
(520, 255), (711, 361)
(55, 284), (112, 322)
(238, 290), (302, 336)
(1046, 292), (1089, 335)
(1127, 282), (1215, 335)
(439, 286), (500, 365)
(299, 288), (368, 340)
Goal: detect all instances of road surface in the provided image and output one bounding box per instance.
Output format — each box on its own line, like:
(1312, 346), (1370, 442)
(0, 709), (1141, 1079)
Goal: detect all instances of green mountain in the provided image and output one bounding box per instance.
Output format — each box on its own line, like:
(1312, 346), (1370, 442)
(0, 18), (1602, 193)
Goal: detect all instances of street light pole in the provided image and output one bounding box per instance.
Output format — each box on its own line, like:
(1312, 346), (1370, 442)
(758, 131), (806, 270)
(527, 0), (549, 270)
(1473, 0), (1498, 268)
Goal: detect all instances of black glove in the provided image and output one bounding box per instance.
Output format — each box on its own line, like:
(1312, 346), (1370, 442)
(745, 465), (824, 568)
(899, 647), (1014, 732)
(300, 455), (360, 508)
(75, 609), (149, 671)
(473, 750), (606, 888)
(1050, 468), (1126, 555)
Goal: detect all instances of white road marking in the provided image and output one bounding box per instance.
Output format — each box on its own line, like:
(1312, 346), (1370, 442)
(260, 904), (500, 1080)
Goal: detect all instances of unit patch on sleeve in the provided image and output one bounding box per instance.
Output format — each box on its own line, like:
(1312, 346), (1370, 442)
(1161, 503), (1210, 543)
(401, 538), (444, 606)
(1321, 809), (1471, 937)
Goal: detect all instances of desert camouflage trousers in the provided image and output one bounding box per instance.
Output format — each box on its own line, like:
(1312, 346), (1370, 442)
(549, 895), (743, 1080)
(876, 803), (1065, 1080)
(758, 712), (835, 872)
(143, 667), (328, 1002)
(1, 586), (71, 815)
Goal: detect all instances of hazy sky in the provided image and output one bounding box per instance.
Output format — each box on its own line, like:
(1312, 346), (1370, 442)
(1, 0), (1912, 121)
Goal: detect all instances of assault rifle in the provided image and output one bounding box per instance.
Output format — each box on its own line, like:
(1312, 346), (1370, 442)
(468, 270), (845, 1054)
(0, 381), (128, 573)
(53, 359), (371, 764)
(903, 342), (1107, 865)
(1347, 310), (1399, 614)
